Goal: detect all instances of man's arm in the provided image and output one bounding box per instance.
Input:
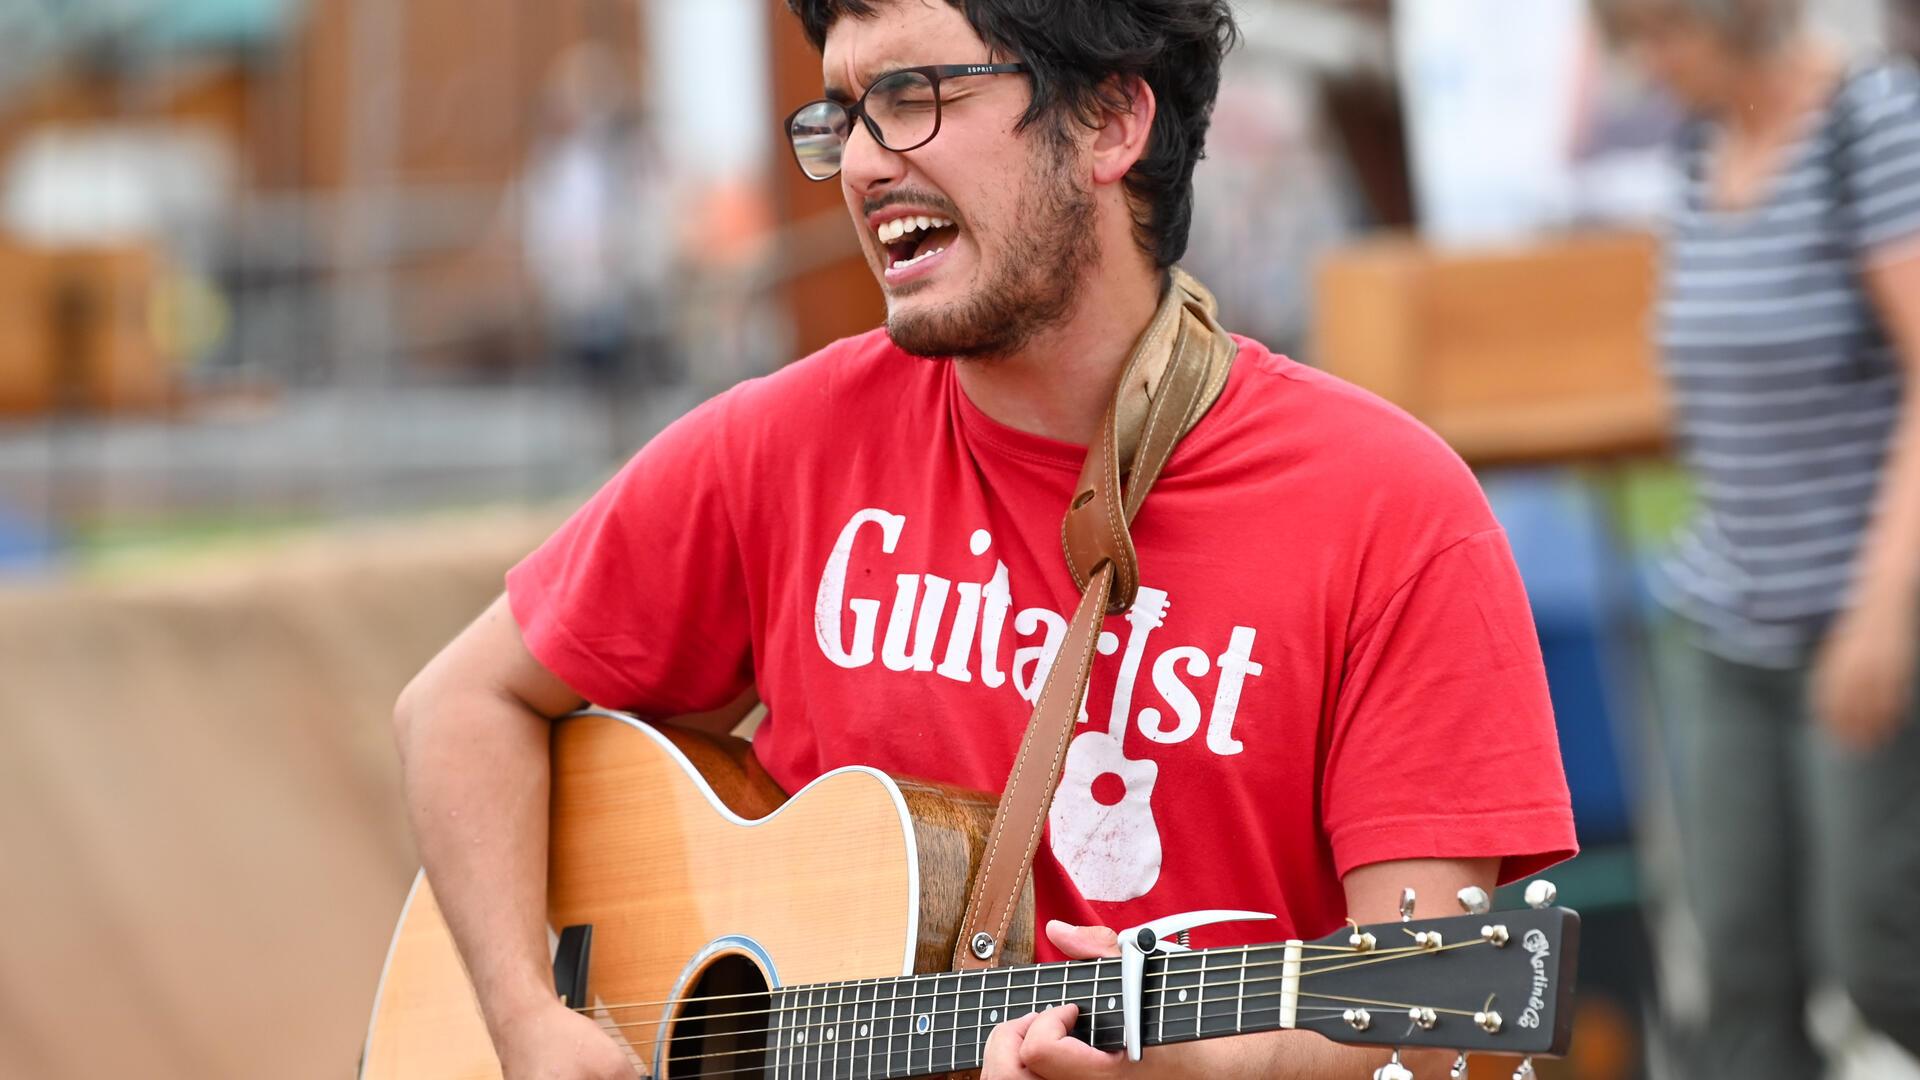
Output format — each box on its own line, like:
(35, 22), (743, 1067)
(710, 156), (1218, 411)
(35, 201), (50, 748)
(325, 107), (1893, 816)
(394, 592), (659, 1077)
(987, 857), (1500, 1080)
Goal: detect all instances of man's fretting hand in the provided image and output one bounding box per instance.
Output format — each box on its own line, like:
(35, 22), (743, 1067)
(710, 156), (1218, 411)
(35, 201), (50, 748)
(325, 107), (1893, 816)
(980, 920), (1217, 1080)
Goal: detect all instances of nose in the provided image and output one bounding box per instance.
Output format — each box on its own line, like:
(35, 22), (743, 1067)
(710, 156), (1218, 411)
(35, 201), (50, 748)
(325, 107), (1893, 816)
(839, 115), (906, 196)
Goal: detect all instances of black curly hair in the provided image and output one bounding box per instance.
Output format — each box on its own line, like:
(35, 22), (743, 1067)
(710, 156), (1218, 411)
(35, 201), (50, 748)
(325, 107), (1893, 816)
(787, 0), (1239, 268)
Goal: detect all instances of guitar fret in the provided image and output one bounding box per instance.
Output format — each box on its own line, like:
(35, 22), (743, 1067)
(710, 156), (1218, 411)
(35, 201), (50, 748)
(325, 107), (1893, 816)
(790, 985), (803, 1080)
(856, 976), (879, 1076)
(933, 973), (956, 1074)
(879, 972), (902, 1068)
(915, 973), (935, 1077)
(845, 980), (860, 1080)
(818, 984), (832, 1080)
(825, 976), (840, 1076)
(1161, 951), (1203, 1042)
(1200, 947), (1241, 1037)
(958, 968), (984, 1070)
(1241, 944), (1287, 1034)
(975, 967), (991, 1068)
(889, 975), (909, 1079)
(840, 976), (856, 1076)
(1081, 961), (1097, 1047)
(765, 987), (775, 1080)
(1154, 952), (1167, 1048)
(1105, 953), (1128, 1045)
(977, 966), (1010, 1069)
(1064, 960), (1095, 1049)
(798, 985), (813, 1080)
(1197, 950), (1207, 1036)
(1236, 945), (1248, 1033)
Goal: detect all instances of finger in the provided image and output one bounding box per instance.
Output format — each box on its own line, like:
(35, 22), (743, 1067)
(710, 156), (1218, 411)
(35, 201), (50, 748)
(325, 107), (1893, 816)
(1020, 1002), (1080, 1046)
(982, 1009), (1046, 1078)
(1045, 920), (1122, 959)
(1019, 1005), (1122, 1076)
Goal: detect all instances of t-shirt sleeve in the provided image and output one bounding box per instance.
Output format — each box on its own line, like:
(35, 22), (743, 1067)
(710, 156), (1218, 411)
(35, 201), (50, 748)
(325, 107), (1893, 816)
(506, 390), (756, 716)
(1322, 528), (1577, 884)
(1840, 62), (1920, 257)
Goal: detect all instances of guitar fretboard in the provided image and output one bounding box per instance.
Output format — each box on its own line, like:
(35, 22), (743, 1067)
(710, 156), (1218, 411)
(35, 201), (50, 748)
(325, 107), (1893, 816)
(762, 943), (1299, 1079)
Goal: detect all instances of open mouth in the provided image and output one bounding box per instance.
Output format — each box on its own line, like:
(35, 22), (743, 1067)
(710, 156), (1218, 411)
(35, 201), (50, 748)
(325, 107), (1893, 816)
(877, 214), (960, 273)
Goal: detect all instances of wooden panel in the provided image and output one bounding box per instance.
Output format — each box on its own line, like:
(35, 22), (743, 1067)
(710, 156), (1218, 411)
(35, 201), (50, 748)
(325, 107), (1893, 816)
(0, 242), (55, 414)
(1313, 231), (1670, 466)
(0, 242), (170, 416)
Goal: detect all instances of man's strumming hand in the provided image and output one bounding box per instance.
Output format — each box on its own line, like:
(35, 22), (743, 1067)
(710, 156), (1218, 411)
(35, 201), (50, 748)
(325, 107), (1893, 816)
(495, 998), (640, 1080)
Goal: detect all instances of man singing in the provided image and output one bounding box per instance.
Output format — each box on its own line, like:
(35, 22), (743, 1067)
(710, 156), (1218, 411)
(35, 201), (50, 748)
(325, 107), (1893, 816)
(392, 2), (1578, 1076)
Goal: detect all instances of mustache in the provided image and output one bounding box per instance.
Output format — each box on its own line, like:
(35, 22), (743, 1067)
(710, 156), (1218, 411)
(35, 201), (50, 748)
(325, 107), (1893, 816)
(862, 190), (962, 220)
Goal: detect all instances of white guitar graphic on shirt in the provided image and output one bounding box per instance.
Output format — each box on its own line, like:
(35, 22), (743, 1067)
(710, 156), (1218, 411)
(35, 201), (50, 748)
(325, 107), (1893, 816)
(1048, 586), (1169, 902)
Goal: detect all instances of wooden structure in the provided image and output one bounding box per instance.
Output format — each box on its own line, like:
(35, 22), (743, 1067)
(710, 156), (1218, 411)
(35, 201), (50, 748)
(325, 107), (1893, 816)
(1314, 231), (1670, 466)
(0, 241), (168, 415)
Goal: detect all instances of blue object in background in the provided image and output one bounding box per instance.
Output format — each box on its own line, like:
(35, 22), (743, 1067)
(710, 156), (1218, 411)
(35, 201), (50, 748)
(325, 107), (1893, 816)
(1484, 470), (1638, 847)
(0, 499), (61, 574)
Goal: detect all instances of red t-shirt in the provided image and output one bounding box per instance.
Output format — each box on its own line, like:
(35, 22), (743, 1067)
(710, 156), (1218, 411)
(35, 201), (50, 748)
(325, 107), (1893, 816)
(508, 330), (1576, 957)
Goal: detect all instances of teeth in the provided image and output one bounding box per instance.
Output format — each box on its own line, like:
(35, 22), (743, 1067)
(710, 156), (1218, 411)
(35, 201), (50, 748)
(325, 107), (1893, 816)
(876, 215), (953, 244)
(888, 245), (946, 272)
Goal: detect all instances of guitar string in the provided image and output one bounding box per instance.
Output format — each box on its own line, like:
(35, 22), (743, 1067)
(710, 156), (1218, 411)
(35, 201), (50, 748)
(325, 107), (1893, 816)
(604, 980), (1483, 1054)
(568, 936), (1463, 1018)
(645, 998), (1474, 1079)
(567, 940), (1396, 1016)
(579, 942), (1497, 1051)
(571, 936), (1489, 1027)
(658, 1004), (1366, 1077)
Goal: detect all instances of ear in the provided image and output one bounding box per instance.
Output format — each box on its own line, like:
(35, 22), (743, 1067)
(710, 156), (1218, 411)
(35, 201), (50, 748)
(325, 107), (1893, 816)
(1089, 75), (1155, 187)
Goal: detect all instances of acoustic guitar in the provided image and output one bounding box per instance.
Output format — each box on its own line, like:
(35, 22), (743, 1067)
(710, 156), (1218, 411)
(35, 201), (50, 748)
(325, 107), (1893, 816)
(361, 710), (1579, 1079)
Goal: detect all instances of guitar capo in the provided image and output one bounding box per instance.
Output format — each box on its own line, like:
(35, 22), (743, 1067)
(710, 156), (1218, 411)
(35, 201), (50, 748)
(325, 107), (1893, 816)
(1118, 909), (1275, 1061)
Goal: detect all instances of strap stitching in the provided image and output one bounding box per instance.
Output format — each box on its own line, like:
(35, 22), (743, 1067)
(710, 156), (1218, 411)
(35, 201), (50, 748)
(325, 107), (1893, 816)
(985, 569), (1109, 950)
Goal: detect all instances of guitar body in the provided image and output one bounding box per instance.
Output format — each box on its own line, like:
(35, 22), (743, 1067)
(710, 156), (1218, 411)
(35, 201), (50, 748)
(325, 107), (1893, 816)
(361, 712), (1033, 1079)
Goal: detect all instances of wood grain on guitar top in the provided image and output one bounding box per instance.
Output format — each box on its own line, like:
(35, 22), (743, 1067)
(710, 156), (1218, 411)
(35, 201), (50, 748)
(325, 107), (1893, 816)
(361, 712), (1033, 1079)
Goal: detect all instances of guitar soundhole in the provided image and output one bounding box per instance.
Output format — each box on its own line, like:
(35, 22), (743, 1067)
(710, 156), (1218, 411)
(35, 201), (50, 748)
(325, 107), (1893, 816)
(666, 953), (770, 1079)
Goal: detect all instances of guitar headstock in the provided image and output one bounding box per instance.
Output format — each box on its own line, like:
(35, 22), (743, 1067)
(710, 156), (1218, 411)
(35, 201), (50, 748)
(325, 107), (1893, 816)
(1304, 884), (1579, 1073)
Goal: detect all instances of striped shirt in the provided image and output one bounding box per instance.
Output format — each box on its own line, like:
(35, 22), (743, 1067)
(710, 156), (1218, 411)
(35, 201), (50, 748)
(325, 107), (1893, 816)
(1657, 59), (1920, 668)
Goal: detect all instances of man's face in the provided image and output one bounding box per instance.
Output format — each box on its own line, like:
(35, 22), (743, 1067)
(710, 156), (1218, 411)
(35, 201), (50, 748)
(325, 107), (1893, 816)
(820, 0), (1099, 359)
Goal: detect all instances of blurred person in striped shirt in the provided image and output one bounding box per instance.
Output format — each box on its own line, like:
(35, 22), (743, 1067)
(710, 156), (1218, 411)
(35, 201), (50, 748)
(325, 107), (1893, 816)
(1598, 0), (1920, 1076)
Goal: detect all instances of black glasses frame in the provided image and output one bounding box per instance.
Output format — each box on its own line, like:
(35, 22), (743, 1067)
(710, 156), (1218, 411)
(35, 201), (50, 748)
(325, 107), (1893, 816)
(784, 62), (1030, 181)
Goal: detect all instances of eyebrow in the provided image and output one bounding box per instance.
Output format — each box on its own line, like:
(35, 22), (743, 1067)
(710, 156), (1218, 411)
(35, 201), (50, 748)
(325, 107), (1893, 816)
(824, 58), (915, 103)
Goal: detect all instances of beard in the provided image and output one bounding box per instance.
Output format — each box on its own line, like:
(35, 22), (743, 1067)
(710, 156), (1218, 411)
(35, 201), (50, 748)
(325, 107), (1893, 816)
(884, 133), (1099, 360)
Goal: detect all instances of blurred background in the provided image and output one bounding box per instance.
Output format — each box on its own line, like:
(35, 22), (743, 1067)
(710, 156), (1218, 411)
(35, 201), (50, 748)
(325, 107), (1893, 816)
(1, 0), (1913, 1077)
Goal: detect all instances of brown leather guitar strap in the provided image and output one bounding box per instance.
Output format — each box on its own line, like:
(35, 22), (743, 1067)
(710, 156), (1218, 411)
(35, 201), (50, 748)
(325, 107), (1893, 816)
(952, 268), (1237, 970)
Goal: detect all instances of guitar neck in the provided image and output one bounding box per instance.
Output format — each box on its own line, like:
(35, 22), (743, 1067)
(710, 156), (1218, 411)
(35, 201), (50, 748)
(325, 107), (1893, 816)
(767, 944), (1292, 1079)
(759, 904), (1579, 1077)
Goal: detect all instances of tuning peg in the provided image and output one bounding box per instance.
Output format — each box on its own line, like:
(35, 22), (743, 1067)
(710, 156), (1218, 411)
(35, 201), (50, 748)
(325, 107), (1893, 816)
(1512, 1056), (1536, 1079)
(1456, 886), (1491, 915)
(1373, 1049), (1413, 1080)
(1399, 888), (1417, 922)
(1524, 880), (1557, 909)
(1450, 1053), (1469, 1078)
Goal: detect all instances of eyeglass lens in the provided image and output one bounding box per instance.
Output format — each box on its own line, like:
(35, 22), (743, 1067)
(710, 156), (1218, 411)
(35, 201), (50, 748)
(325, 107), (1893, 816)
(788, 69), (940, 180)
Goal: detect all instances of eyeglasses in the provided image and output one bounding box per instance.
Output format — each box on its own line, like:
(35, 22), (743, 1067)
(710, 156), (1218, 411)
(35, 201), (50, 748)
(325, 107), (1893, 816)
(785, 63), (1030, 181)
